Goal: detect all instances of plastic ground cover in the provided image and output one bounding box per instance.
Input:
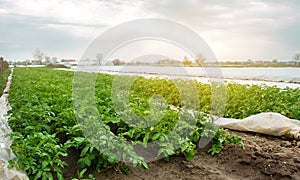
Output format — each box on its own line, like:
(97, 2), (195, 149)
(215, 112), (300, 139)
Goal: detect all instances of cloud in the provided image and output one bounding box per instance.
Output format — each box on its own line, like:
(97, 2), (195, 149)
(0, 14), (89, 60)
(141, 0), (300, 60)
(0, 0), (153, 60)
(0, 0), (153, 38)
(0, 0), (299, 61)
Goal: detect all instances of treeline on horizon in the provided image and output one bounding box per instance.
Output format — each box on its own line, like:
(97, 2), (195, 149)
(109, 57), (300, 67)
(4, 55), (300, 67)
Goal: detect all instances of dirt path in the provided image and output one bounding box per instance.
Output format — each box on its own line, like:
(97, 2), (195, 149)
(90, 131), (300, 180)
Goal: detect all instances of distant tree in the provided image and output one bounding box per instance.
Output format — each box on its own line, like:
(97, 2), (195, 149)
(45, 56), (50, 63)
(25, 59), (30, 64)
(183, 56), (192, 66)
(51, 57), (58, 63)
(0, 57), (5, 75)
(195, 53), (206, 66)
(272, 59), (278, 64)
(112, 59), (123, 66)
(33, 49), (45, 61)
(16, 61), (27, 66)
(96, 53), (103, 65)
(293, 53), (300, 65)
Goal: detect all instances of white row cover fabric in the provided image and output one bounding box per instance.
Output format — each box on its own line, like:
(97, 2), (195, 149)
(215, 112), (300, 139)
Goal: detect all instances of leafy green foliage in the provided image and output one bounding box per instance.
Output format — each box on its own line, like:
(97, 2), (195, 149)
(225, 83), (300, 119)
(7, 67), (299, 179)
(8, 132), (67, 180)
(208, 130), (244, 155)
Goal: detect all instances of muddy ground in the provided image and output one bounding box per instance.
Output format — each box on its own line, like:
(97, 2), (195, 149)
(62, 130), (300, 180)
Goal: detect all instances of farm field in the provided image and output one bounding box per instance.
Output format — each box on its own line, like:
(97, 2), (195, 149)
(6, 67), (300, 179)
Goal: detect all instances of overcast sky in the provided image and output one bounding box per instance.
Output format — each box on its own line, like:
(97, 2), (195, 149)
(0, 0), (300, 61)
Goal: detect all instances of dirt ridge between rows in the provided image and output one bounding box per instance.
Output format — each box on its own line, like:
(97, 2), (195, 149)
(89, 131), (300, 180)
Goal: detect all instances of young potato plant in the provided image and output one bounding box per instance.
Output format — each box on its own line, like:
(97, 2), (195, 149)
(8, 132), (67, 180)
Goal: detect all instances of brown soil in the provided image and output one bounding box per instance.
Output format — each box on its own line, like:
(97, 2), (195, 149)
(63, 131), (300, 180)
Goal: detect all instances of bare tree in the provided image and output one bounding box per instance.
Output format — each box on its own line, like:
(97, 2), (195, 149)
(272, 59), (278, 64)
(45, 56), (50, 63)
(33, 49), (45, 61)
(195, 53), (206, 66)
(96, 53), (103, 65)
(51, 57), (58, 63)
(112, 59), (124, 66)
(183, 56), (192, 66)
(293, 53), (300, 65)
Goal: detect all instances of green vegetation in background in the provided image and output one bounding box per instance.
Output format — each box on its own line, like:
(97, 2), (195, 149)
(0, 57), (10, 95)
(225, 83), (300, 119)
(45, 64), (69, 68)
(7, 67), (300, 179)
(0, 68), (11, 95)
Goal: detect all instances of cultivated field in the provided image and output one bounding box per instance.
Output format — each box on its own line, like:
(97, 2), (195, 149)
(4, 67), (300, 179)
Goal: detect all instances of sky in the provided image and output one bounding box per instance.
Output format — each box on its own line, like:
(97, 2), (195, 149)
(0, 0), (300, 62)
